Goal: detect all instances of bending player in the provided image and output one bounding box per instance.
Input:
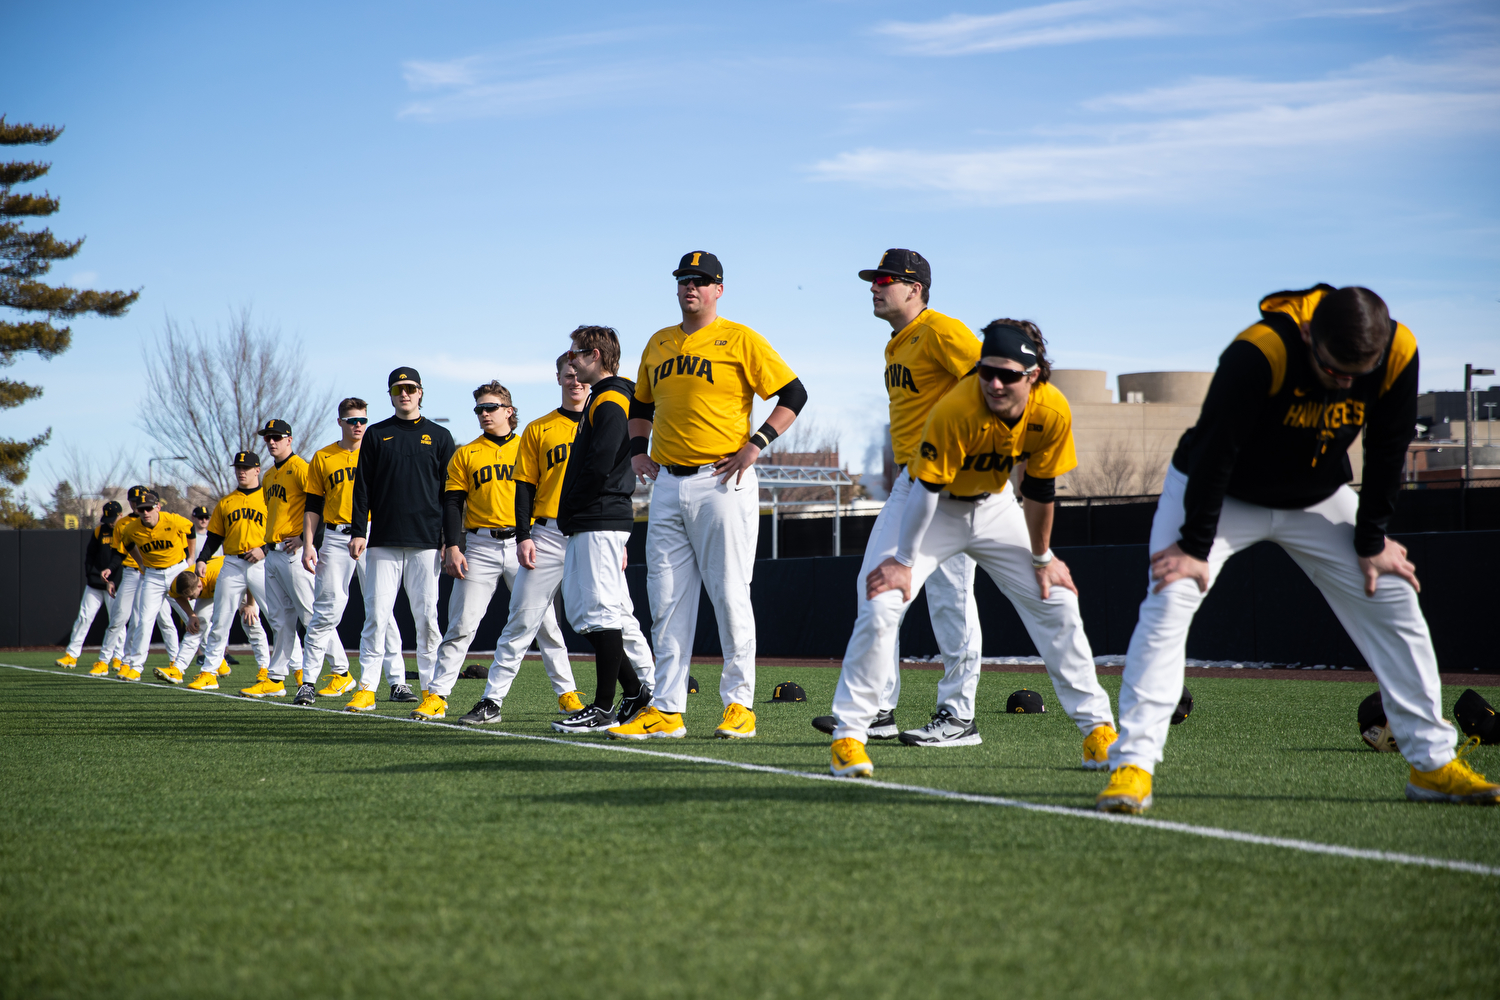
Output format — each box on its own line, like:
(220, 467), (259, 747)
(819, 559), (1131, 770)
(58, 500), (125, 669)
(1098, 285), (1498, 812)
(611, 251), (806, 741)
(93, 487), (181, 678)
(829, 321), (1116, 779)
(165, 556), (270, 683)
(459, 354), (653, 726)
(117, 489), (197, 682)
(293, 398), (405, 704)
(189, 452), (273, 692)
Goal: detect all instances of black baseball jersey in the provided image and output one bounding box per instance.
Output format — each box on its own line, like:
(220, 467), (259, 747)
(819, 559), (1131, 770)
(557, 375), (635, 535)
(350, 414), (457, 548)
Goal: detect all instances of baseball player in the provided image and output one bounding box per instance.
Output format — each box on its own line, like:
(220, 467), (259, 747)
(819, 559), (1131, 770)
(829, 321), (1116, 779)
(57, 500), (126, 669)
(186, 504), (235, 676)
(346, 368), (456, 711)
(1099, 285), (1498, 812)
(548, 326), (652, 735)
(166, 556), (270, 681)
(459, 354), (654, 727)
(294, 398), (406, 704)
(252, 418), (352, 696)
(609, 251), (806, 741)
(117, 489), (198, 681)
(407, 380), (579, 721)
(92, 487), (182, 678)
(189, 452), (274, 692)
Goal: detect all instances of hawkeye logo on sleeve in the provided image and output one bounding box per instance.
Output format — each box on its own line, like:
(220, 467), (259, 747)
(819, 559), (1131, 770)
(545, 442), (570, 470)
(920, 442), (938, 460)
(421, 433), (432, 445)
(650, 355), (715, 386)
(470, 463), (514, 489)
(886, 363), (918, 394)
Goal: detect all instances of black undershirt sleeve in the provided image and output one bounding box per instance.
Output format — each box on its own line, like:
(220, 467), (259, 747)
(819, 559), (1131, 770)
(199, 531), (225, 563)
(629, 398), (655, 422)
(442, 490), (467, 546)
(1355, 348), (1419, 557)
(304, 493), (325, 518)
(1020, 474), (1056, 504)
(350, 433), (376, 539)
(514, 481), (537, 541)
(771, 377), (808, 415)
(919, 479), (944, 493)
(569, 399), (630, 509)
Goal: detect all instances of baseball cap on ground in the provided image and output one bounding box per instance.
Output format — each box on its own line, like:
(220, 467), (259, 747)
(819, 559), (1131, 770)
(389, 367), (422, 389)
(258, 418), (291, 437)
(1006, 689), (1045, 714)
(192, 505), (211, 519)
(232, 451), (261, 468)
(770, 682), (807, 703)
(1455, 689), (1500, 745)
(1358, 690), (1398, 751)
(858, 248), (931, 289)
(1170, 688), (1194, 725)
(686, 675), (699, 694)
(672, 251), (723, 282)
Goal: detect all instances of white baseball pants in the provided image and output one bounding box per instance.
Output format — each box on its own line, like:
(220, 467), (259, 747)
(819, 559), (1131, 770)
(484, 521), (652, 705)
(358, 546), (441, 693)
(99, 569), (178, 664)
(865, 472), (984, 719)
(263, 545), (350, 680)
(124, 562), (189, 668)
(170, 595), (269, 671)
(562, 530), (633, 633)
(299, 531), (403, 687)
(1112, 466), (1455, 774)
(64, 586), (111, 659)
(646, 466), (759, 713)
(200, 555), (269, 672)
(833, 486), (1112, 743)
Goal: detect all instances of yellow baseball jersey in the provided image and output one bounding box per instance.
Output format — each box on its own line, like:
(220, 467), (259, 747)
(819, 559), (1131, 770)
(170, 556), (222, 602)
(909, 376), (1078, 495)
(305, 442), (361, 525)
(445, 433), (520, 529)
(116, 511), (196, 569)
(111, 513), (141, 569)
(262, 454), (310, 542)
(884, 309), (982, 467)
(514, 408), (583, 521)
(207, 488), (268, 555)
(633, 316), (797, 466)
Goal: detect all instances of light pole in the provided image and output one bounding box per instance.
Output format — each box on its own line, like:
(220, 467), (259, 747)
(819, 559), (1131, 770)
(148, 455), (189, 491)
(1464, 365), (1494, 489)
(1486, 402), (1496, 444)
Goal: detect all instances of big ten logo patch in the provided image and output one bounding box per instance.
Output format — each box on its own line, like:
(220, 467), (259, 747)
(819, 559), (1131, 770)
(421, 433), (432, 445)
(651, 355), (715, 386)
(545, 442), (570, 470)
(471, 464), (514, 490)
(225, 507), (265, 526)
(886, 363), (917, 393)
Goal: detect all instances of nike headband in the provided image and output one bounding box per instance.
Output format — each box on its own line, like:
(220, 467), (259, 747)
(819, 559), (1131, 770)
(980, 324), (1038, 369)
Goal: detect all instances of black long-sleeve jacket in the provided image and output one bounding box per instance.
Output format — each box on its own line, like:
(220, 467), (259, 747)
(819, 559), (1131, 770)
(557, 375), (636, 534)
(1172, 285), (1418, 560)
(350, 414), (457, 548)
(86, 524), (124, 590)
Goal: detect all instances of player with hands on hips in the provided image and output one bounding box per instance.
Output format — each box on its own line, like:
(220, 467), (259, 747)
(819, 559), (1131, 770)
(612, 251), (807, 741)
(188, 452), (273, 693)
(830, 320), (1116, 779)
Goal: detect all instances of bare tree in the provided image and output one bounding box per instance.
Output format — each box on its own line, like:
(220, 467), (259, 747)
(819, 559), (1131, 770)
(139, 308), (334, 496)
(30, 442), (139, 526)
(1068, 433), (1168, 497)
(757, 415), (866, 501)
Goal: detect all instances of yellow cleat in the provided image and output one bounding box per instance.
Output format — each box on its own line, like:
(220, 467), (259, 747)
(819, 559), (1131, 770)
(55, 654), (77, 668)
(318, 672), (356, 697)
(256, 667), (269, 683)
(217, 660), (231, 676)
(240, 678), (287, 699)
(118, 666), (142, 682)
(88, 661), (112, 676)
(110, 658), (124, 674)
(186, 670), (219, 690)
(607, 706), (686, 741)
(345, 690), (377, 713)
(1406, 740), (1500, 805)
(557, 690), (585, 714)
(714, 702), (757, 739)
(1097, 764), (1153, 814)
(154, 664), (185, 685)
(1082, 724), (1118, 770)
(830, 737), (873, 778)
(412, 692), (447, 721)
(294, 668), (303, 687)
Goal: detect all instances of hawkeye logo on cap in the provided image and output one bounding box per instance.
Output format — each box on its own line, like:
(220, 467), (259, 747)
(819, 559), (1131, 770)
(399, 372), (408, 379)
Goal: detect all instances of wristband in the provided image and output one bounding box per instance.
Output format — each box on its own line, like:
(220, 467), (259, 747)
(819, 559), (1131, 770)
(629, 436), (650, 457)
(750, 432), (770, 450)
(754, 422), (780, 447)
(1031, 548), (1054, 568)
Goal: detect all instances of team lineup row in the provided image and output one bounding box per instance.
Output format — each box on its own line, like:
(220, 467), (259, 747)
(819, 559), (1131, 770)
(57, 248), (1499, 812)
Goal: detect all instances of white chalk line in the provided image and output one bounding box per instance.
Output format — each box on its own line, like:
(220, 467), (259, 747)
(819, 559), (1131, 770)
(6, 661), (1498, 878)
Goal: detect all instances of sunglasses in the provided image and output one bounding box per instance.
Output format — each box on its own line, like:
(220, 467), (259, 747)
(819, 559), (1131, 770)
(262, 433), (287, 442)
(871, 275), (913, 287)
(341, 416), (368, 425)
(473, 402), (513, 414)
(390, 385), (420, 396)
(677, 276), (715, 288)
(977, 363), (1033, 385)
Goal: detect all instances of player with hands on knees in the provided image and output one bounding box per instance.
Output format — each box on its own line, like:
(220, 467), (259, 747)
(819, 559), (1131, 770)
(190, 452), (274, 693)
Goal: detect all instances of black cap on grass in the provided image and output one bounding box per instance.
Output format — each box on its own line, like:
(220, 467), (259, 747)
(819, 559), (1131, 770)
(1170, 688), (1194, 725)
(1455, 689), (1500, 745)
(771, 682), (807, 703)
(1358, 690), (1398, 752)
(687, 675), (699, 694)
(1006, 689), (1045, 714)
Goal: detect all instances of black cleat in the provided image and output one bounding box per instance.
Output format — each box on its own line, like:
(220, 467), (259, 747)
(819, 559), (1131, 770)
(293, 683), (317, 706)
(615, 689), (652, 727)
(389, 683), (419, 703)
(812, 715), (836, 736)
(870, 709), (900, 740)
(224, 653), (241, 665)
(459, 698), (503, 726)
(551, 705), (618, 734)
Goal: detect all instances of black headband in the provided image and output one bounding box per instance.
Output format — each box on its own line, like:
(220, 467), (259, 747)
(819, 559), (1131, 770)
(981, 324), (1039, 369)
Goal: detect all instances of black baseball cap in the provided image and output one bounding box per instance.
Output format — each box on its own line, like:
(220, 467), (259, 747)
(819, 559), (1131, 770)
(687, 674), (700, 694)
(126, 485), (155, 506)
(232, 451), (261, 468)
(389, 367), (422, 389)
(258, 418), (292, 437)
(1455, 688), (1500, 745)
(1170, 687), (1194, 725)
(1006, 689), (1046, 714)
(770, 681), (807, 703)
(859, 248), (931, 289)
(102, 500), (123, 518)
(192, 505), (211, 519)
(673, 251), (723, 282)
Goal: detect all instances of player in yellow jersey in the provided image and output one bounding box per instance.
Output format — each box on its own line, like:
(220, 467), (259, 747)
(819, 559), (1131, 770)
(167, 556), (270, 688)
(189, 452), (274, 692)
(94, 487), (181, 676)
(458, 355), (655, 726)
(295, 398), (406, 703)
(828, 321), (1115, 779)
(611, 251), (806, 741)
(117, 489), (197, 678)
(63, 500), (124, 670)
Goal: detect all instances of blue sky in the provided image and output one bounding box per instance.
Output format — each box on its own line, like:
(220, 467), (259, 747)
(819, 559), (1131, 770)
(5, 0), (1498, 493)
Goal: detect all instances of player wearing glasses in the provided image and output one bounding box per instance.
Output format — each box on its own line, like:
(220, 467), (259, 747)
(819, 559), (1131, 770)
(828, 321), (1115, 779)
(1099, 285), (1498, 812)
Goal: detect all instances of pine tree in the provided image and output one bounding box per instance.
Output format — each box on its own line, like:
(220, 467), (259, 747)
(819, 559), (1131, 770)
(1, 116), (139, 524)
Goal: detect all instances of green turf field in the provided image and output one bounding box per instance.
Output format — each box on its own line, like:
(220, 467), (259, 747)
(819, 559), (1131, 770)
(2, 651), (1498, 1000)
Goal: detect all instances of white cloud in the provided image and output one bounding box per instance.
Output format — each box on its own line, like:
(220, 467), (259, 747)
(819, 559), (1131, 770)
(875, 1), (1179, 56)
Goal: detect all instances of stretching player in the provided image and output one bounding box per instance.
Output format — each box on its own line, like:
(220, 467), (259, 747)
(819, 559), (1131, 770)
(551, 326), (649, 734)
(94, 487), (181, 678)
(294, 398), (405, 704)
(166, 556), (270, 679)
(59, 500), (126, 669)
(411, 380), (579, 722)
(118, 490), (197, 681)
(460, 354), (654, 726)
(830, 321), (1116, 779)
(1098, 285), (1498, 812)
(611, 251), (806, 741)
(189, 452), (273, 692)
(347, 368), (456, 710)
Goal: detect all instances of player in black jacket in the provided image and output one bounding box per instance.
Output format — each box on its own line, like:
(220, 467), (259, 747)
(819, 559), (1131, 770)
(58, 500), (127, 668)
(552, 325), (650, 734)
(1099, 285), (1498, 813)
(337, 366), (457, 709)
